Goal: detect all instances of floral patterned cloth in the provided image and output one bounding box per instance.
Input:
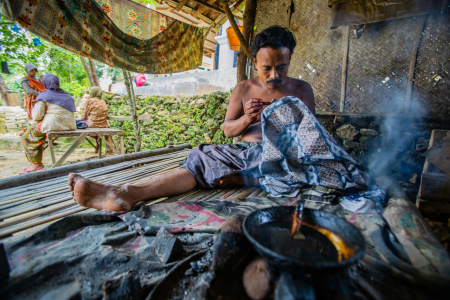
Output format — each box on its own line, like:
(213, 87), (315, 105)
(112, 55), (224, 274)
(1, 0), (206, 74)
(96, 0), (175, 40)
(80, 97), (109, 128)
(32, 101), (76, 133)
(21, 122), (46, 164)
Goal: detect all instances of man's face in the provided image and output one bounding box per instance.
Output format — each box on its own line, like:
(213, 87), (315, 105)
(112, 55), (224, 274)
(253, 47), (290, 90)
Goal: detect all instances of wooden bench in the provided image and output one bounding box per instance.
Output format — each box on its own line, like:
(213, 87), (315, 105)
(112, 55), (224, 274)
(47, 128), (124, 168)
(416, 130), (450, 214)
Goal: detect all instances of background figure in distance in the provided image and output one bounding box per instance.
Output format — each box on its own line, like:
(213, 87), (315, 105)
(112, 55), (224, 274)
(20, 63), (46, 120)
(134, 73), (150, 87)
(20, 74), (77, 174)
(80, 86), (114, 155)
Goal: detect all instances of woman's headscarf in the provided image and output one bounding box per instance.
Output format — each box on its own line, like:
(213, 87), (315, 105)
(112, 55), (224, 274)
(89, 86), (103, 99)
(24, 63), (38, 80)
(35, 74), (76, 112)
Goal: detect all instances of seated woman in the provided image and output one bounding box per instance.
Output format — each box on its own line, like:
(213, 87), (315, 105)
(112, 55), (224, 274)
(20, 63), (46, 120)
(80, 86), (114, 154)
(20, 74), (76, 174)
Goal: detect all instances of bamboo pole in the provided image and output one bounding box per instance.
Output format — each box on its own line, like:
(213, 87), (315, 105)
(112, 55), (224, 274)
(0, 144), (191, 190)
(0, 206), (89, 238)
(340, 26), (349, 112)
(0, 164), (182, 238)
(0, 200), (76, 229)
(0, 149), (190, 199)
(0, 154), (188, 206)
(405, 15), (427, 114)
(122, 70), (141, 152)
(237, 0), (256, 83)
(0, 159), (186, 217)
(0, 160), (185, 218)
(221, 0), (251, 59)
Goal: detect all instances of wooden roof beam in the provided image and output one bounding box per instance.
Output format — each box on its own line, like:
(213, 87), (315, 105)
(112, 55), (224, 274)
(188, 0), (243, 20)
(164, 0), (214, 24)
(193, 0), (216, 18)
(212, 0), (244, 28)
(176, 0), (187, 11)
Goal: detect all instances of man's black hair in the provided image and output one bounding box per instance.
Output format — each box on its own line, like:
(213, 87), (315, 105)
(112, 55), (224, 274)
(250, 25), (296, 58)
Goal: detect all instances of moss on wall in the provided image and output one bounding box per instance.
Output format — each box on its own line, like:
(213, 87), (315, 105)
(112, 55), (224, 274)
(106, 91), (232, 153)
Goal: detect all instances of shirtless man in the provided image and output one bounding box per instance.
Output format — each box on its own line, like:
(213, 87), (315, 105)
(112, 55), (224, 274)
(68, 26), (315, 212)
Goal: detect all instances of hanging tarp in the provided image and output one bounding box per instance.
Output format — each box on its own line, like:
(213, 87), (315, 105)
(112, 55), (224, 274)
(328, 0), (444, 28)
(94, 0), (175, 40)
(0, 0), (207, 74)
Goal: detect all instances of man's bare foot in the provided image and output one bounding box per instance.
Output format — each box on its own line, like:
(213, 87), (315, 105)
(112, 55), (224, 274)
(68, 173), (135, 212)
(219, 175), (260, 187)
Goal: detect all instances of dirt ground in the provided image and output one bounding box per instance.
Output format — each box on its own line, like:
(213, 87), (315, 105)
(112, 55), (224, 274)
(0, 134), (108, 179)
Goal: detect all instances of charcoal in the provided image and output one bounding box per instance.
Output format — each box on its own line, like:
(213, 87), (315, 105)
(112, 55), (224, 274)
(211, 231), (251, 272)
(185, 250), (213, 276)
(275, 272), (315, 300)
(39, 281), (81, 300)
(102, 270), (141, 300)
(152, 227), (183, 264)
(0, 243), (10, 282)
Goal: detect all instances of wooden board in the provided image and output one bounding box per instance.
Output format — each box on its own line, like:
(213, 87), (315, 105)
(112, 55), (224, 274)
(418, 173), (450, 202)
(47, 128), (124, 138)
(422, 130), (448, 173)
(423, 135), (450, 175)
(416, 129), (450, 214)
(416, 199), (450, 214)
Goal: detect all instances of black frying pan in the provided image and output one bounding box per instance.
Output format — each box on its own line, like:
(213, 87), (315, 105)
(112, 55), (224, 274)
(243, 206), (366, 271)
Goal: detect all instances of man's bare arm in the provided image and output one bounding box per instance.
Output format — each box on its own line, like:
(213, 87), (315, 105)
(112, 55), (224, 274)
(223, 84), (263, 138)
(297, 81), (315, 115)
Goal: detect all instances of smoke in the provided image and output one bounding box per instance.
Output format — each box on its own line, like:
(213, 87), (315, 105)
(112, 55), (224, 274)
(366, 93), (428, 178)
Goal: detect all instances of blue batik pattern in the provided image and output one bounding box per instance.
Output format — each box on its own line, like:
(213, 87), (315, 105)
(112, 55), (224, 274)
(259, 96), (385, 212)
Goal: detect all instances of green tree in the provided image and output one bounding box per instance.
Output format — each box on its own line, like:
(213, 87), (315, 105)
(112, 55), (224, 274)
(0, 14), (90, 100)
(0, 15), (46, 103)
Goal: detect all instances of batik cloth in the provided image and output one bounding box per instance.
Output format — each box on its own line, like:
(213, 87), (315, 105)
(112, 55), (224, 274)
(260, 96), (386, 212)
(1, 0), (206, 74)
(21, 123), (46, 164)
(181, 142), (262, 189)
(32, 101), (76, 133)
(80, 98), (109, 128)
(20, 75), (46, 120)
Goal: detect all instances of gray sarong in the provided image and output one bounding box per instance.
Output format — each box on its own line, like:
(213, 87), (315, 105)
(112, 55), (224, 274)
(180, 142), (262, 189)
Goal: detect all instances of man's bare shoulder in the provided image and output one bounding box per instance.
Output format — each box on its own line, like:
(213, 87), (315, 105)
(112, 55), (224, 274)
(286, 77), (312, 92)
(231, 77), (259, 99)
(235, 77), (260, 90)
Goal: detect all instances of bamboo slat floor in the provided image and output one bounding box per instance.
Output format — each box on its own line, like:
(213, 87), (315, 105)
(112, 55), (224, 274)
(0, 147), (267, 242)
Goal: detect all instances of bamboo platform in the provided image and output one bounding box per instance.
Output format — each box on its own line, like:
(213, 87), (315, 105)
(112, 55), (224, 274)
(0, 146), (267, 243)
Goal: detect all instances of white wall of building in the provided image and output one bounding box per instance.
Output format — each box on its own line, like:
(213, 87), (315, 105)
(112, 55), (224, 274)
(215, 20), (236, 70)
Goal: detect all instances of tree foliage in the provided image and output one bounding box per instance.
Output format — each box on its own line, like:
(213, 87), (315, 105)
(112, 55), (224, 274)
(0, 15), (90, 97)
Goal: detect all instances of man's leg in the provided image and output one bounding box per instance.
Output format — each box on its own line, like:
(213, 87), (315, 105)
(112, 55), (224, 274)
(68, 168), (197, 212)
(219, 174), (260, 187)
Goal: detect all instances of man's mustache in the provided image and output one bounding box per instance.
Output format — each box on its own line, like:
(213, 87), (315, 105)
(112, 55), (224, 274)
(266, 78), (282, 85)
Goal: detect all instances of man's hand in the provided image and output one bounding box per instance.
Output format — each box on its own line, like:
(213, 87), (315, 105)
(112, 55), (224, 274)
(244, 98), (263, 124)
